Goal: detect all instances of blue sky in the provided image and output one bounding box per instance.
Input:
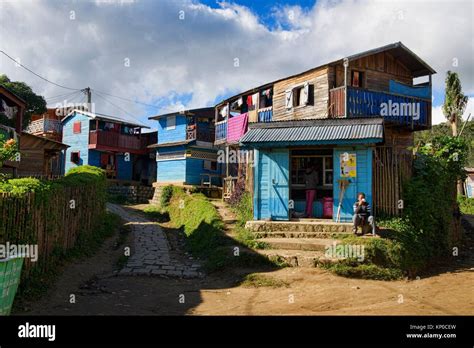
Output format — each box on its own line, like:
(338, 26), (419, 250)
(0, 0), (472, 128)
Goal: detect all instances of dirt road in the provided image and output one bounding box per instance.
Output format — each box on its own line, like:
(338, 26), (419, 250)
(15, 206), (474, 316)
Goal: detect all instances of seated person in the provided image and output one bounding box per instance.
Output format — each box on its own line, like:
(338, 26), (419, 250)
(352, 192), (374, 235)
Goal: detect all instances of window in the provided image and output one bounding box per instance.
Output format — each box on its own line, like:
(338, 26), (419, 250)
(73, 121), (81, 134)
(70, 151), (80, 164)
(166, 115), (176, 130)
(285, 82), (311, 109)
(351, 70), (363, 88)
(203, 160), (217, 171)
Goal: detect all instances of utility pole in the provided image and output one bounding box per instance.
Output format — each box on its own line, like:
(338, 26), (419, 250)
(84, 87), (91, 111)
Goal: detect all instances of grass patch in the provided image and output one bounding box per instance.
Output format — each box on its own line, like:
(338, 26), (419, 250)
(142, 205), (169, 222)
(241, 273), (290, 288)
(324, 263), (403, 281)
(165, 187), (279, 272)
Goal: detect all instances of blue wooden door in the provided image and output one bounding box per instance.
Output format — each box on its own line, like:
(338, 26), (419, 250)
(269, 149), (289, 220)
(254, 149), (289, 220)
(333, 147), (373, 222)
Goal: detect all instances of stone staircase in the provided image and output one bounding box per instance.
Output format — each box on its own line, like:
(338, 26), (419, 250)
(245, 220), (354, 268)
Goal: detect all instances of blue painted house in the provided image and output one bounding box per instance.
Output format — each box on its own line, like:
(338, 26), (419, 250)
(148, 107), (221, 186)
(214, 42), (435, 222)
(62, 109), (155, 182)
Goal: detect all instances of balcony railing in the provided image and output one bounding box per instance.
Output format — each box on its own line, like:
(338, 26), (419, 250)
(215, 120), (227, 142)
(26, 118), (62, 135)
(89, 130), (145, 151)
(186, 125), (215, 143)
(329, 86), (431, 128)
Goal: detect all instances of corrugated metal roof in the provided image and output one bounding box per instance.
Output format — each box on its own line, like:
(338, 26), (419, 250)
(240, 118), (383, 145)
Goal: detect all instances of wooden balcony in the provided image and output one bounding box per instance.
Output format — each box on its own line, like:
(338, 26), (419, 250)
(329, 86), (431, 129)
(89, 130), (147, 154)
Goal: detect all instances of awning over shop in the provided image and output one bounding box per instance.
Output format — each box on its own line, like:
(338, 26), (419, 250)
(240, 117), (384, 148)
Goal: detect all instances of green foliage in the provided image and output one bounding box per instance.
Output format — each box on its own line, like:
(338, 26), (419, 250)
(326, 263), (403, 281)
(160, 185), (174, 207)
(458, 196), (474, 215)
(142, 205), (169, 222)
(165, 188), (276, 272)
(415, 121), (474, 167)
(0, 134), (19, 167)
(0, 74), (47, 129)
(328, 136), (469, 279)
(442, 71), (468, 128)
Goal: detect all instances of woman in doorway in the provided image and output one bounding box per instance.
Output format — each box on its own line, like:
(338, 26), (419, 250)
(304, 163), (319, 218)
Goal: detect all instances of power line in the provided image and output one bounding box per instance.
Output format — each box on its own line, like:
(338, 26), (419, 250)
(46, 90), (83, 101)
(93, 90), (145, 124)
(0, 49), (81, 91)
(91, 89), (162, 109)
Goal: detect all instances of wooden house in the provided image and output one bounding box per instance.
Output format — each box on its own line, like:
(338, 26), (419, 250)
(17, 132), (68, 177)
(148, 107), (221, 186)
(0, 85), (25, 174)
(27, 108), (64, 142)
(61, 109), (155, 182)
(214, 42), (435, 222)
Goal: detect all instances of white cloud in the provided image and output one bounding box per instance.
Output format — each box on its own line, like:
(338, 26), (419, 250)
(0, 0), (472, 128)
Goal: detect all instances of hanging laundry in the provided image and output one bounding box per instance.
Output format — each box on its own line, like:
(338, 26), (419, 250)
(246, 95), (253, 107)
(252, 92), (258, 106)
(237, 97), (243, 107)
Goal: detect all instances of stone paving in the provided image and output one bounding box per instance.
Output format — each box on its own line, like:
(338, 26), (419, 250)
(107, 203), (202, 278)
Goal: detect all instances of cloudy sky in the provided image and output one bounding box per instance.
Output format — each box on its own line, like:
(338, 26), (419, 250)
(0, 0), (473, 129)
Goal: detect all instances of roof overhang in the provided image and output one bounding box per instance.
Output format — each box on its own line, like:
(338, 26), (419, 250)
(240, 118), (384, 148)
(149, 107), (215, 120)
(63, 109), (150, 129)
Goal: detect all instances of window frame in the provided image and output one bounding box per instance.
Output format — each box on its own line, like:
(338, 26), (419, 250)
(166, 115), (176, 130)
(70, 151), (80, 164)
(73, 121), (82, 134)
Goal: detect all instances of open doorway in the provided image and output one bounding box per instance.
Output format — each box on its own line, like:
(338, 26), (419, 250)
(290, 148), (334, 219)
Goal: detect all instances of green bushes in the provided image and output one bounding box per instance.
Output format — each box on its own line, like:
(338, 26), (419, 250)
(327, 136), (468, 280)
(458, 196), (474, 215)
(160, 185), (174, 207)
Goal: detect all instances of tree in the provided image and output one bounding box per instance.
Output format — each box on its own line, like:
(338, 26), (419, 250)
(0, 74), (47, 129)
(442, 71), (468, 137)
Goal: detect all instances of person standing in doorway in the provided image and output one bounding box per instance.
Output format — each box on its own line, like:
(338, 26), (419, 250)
(304, 164), (319, 218)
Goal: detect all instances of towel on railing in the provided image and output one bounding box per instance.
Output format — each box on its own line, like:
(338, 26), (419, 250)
(227, 113), (248, 142)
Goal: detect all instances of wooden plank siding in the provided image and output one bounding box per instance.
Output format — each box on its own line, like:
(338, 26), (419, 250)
(272, 67), (330, 121)
(332, 52), (413, 91)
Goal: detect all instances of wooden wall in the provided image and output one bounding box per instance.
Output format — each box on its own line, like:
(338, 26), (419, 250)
(272, 67), (330, 121)
(331, 52), (414, 92)
(17, 149), (45, 174)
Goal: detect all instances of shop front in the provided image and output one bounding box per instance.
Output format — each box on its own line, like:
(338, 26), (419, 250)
(240, 118), (384, 222)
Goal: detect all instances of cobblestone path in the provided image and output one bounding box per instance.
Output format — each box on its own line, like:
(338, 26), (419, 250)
(107, 203), (202, 278)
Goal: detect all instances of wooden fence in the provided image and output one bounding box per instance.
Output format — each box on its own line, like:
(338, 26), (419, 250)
(0, 184), (105, 277)
(373, 146), (413, 217)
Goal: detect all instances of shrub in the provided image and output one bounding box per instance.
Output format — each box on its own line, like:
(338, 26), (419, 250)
(160, 185), (174, 207)
(458, 196), (474, 215)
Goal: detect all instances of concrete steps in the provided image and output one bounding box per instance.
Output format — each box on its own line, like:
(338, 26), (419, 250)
(244, 219), (354, 268)
(246, 220), (353, 234)
(259, 238), (340, 252)
(256, 249), (344, 268)
(253, 231), (352, 239)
